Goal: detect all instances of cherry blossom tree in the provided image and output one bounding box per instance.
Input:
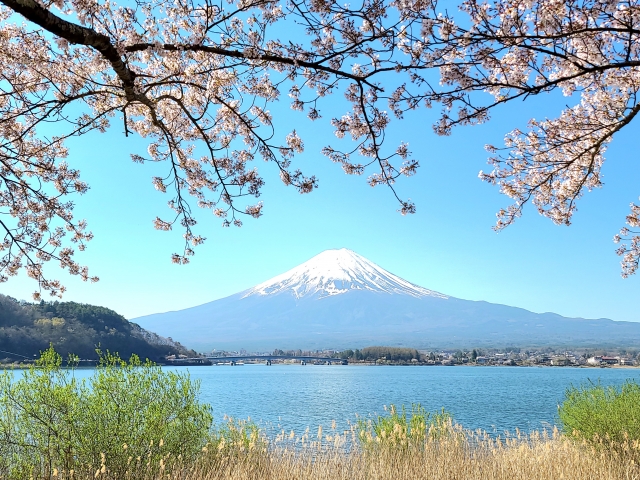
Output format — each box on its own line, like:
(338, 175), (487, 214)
(407, 0), (640, 278)
(1, 0), (639, 299)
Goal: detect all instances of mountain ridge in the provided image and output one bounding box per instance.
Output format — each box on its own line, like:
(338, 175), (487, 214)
(133, 249), (640, 351)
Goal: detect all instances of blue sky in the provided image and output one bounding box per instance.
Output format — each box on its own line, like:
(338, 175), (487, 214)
(2, 82), (639, 323)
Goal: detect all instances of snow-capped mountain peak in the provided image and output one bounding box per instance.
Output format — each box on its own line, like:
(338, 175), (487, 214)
(242, 248), (448, 300)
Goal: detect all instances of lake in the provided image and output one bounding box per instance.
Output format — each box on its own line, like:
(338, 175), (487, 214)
(158, 364), (640, 435)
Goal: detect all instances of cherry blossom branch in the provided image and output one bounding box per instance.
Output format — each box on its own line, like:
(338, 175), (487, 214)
(124, 43), (381, 90)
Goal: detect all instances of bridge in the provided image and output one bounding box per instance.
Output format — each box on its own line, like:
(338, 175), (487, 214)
(206, 355), (348, 365)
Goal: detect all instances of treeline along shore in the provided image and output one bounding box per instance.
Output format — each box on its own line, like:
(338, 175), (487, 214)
(207, 346), (640, 367)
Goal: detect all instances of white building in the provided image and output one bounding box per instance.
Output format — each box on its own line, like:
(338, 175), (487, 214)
(587, 356), (602, 366)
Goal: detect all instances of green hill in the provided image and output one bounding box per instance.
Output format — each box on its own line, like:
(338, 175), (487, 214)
(0, 295), (197, 363)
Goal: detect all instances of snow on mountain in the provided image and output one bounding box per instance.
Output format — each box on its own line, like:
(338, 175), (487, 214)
(242, 248), (448, 300)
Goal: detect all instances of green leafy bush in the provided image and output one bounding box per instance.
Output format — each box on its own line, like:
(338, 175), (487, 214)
(0, 346), (213, 479)
(207, 417), (266, 456)
(357, 404), (453, 450)
(558, 380), (640, 451)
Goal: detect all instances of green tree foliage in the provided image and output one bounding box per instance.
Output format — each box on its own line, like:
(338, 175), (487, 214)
(340, 349), (354, 360)
(336, 346), (419, 362)
(0, 295), (195, 362)
(0, 346), (213, 479)
(558, 380), (640, 456)
(360, 346), (420, 362)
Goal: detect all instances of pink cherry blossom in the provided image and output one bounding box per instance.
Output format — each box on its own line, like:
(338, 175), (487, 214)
(2, 0), (640, 300)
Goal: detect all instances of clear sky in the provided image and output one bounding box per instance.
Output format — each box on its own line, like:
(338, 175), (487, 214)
(2, 83), (639, 323)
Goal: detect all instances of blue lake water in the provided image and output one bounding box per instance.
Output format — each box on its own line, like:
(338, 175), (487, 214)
(157, 364), (640, 435)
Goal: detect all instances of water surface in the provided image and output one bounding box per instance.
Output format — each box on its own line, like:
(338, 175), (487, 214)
(162, 364), (640, 435)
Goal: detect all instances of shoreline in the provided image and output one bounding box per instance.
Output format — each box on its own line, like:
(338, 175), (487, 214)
(205, 361), (638, 369)
(3, 361), (637, 369)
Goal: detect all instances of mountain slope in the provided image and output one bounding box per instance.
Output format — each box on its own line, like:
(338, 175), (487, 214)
(0, 295), (197, 362)
(134, 249), (640, 351)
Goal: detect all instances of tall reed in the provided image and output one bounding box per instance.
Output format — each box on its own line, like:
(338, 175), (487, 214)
(43, 421), (640, 480)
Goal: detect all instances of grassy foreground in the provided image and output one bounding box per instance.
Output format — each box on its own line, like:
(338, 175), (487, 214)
(2, 348), (639, 480)
(35, 422), (640, 480)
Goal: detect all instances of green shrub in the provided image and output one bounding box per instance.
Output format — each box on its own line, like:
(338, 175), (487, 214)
(558, 380), (640, 450)
(207, 417), (266, 455)
(357, 404), (452, 450)
(0, 346), (213, 479)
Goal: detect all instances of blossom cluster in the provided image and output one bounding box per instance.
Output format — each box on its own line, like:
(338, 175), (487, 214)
(2, 0), (640, 298)
(0, 0), (425, 294)
(385, 0), (640, 276)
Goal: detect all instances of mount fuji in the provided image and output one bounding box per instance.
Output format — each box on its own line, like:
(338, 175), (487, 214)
(134, 248), (640, 351)
(242, 249), (447, 300)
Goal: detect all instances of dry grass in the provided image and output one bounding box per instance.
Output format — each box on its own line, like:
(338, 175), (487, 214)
(49, 424), (640, 480)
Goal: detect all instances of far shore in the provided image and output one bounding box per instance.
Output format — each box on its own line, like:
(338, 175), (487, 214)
(204, 361), (639, 369)
(2, 360), (638, 369)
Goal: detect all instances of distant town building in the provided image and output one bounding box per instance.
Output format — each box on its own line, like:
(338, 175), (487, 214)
(601, 356), (620, 365)
(551, 357), (571, 366)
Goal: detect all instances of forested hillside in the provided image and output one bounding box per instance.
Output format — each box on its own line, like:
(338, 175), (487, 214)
(0, 295), (197, 362)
